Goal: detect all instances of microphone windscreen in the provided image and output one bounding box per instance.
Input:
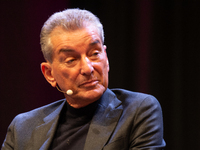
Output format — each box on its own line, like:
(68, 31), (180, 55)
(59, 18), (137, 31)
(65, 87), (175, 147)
(66, 89), (73, 95)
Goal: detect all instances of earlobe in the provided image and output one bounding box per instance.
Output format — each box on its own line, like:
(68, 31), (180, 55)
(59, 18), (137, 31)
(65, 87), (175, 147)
(40, 62), (57, 87)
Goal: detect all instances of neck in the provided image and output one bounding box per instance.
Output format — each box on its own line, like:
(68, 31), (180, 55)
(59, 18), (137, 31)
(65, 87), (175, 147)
(65, 96), (100, 109)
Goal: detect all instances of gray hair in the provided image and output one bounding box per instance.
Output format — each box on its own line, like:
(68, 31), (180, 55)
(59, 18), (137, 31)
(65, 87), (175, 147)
(40, 8), (104, 63)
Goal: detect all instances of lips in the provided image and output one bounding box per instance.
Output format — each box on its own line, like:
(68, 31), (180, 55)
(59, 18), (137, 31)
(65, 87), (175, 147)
(79, 79), (99, 88)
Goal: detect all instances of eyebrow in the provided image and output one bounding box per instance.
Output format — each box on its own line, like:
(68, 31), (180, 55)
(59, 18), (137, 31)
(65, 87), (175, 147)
(58, 48), (74, 54)
(89, 39), (101, 46)
(58, 40), (101, 54)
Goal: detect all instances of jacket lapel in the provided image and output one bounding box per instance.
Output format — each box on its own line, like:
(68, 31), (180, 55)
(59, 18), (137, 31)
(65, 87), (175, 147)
(31, 100), (66, 150)
(84, 89), (123, 150)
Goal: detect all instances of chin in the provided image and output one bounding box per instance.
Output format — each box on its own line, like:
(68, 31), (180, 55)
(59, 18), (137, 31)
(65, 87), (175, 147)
(83, 87), (105, 99)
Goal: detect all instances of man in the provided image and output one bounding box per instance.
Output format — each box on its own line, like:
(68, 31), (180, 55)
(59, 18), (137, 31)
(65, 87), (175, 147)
(2, 8), (165, 150)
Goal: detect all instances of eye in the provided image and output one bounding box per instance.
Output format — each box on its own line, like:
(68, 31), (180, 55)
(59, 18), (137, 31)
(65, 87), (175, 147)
(89, 51), (100, 60)
(65, 57), (77, 66)
(92, 51), (100, 56)
(67, 59), (75, 63)
(90, 50), (101, 57)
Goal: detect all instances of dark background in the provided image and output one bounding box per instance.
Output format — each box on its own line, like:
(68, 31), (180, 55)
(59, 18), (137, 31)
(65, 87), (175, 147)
(1, 1), (200, 149)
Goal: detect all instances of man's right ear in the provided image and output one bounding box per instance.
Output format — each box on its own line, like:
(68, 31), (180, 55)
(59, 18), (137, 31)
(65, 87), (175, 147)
(40, 62), (57, 87)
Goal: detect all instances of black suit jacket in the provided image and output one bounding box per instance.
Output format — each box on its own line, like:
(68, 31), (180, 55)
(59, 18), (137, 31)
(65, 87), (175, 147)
(2, 88), (165, 150)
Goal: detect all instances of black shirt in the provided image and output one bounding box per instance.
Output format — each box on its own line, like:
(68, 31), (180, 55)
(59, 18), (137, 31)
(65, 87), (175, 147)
(49, 100), (99, 150)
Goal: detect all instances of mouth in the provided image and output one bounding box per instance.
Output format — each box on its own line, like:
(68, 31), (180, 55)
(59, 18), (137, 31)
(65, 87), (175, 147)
(79, 79), (99, 88)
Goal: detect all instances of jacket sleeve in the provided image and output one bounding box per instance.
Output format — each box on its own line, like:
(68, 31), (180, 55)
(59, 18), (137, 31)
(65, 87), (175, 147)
(130, 95), (166, 150)
(1, 117), (16, 150)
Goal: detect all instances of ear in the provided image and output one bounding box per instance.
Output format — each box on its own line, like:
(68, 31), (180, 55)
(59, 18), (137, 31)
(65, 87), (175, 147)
(103, 45), (110, 72)
(41, 62), (57, 87)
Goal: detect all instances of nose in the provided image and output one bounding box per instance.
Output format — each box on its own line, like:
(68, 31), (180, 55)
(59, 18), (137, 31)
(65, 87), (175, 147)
(80, 57), (94, 75)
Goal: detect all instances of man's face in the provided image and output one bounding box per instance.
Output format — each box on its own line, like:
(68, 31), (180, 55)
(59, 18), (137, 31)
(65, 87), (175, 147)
(41, 26), (109, 108)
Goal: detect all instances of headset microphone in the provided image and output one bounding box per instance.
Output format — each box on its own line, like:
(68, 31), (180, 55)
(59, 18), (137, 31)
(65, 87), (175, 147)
(56, 86), (73, 96)
(66, 89), (73, 95)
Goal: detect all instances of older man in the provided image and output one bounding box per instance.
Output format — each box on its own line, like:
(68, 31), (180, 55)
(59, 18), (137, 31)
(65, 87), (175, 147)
(2, 8), (165, 150)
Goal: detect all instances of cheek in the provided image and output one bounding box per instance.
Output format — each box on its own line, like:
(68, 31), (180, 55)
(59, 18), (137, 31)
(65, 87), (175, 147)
(61, 67), (80, 82)
(103, 59), (109, 73)
(94, 61), (109, 78)
(51, 65), (70, 81)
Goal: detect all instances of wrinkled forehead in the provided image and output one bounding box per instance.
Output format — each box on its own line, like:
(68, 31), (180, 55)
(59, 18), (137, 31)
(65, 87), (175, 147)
(49, 26), (104, 58)
(49, 25), (102, 45)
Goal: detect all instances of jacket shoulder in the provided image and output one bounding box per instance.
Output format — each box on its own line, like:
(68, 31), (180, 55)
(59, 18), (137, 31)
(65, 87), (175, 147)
(110, 88), (160, 108)
(2, 99), (66, 150)
(13, 99), (66, 128)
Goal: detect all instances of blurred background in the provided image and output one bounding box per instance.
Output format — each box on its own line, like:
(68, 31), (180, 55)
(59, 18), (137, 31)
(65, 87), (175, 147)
(1, 0), (200, 149)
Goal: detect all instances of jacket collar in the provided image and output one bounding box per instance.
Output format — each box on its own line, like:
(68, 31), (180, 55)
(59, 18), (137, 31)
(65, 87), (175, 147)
(84, 88), (123, 150)
(32, 88), (123, 150)
(32, 99), (66, 150)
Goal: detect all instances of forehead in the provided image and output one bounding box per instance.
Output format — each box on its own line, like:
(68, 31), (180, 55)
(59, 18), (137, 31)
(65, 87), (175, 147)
(50, 26), (102, 49)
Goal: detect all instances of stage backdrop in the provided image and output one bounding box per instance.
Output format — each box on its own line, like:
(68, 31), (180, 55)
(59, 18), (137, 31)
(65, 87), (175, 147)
(1, 1), (200, 150)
